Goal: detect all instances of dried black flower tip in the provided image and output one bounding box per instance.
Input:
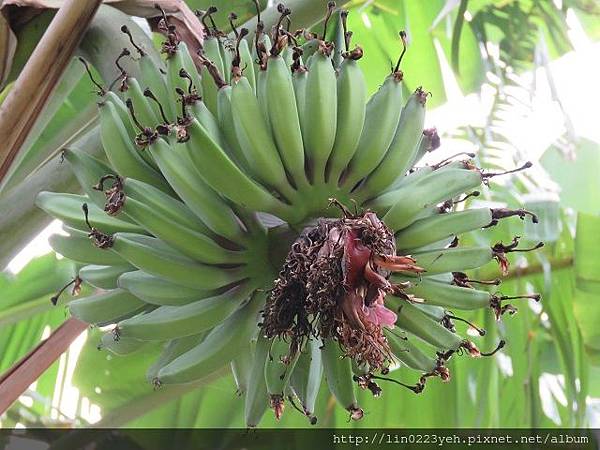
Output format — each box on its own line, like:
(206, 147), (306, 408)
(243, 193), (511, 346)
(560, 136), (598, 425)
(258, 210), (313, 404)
(422, 128), (441, 152)
(78, 57), (106, 96)
(432, 152), (477, 169)
(262, 206), (424, 370)
(143, 88), (173, 137)
(196, 54), (228, 88)
(82, 203), (114, 249)
(480, 340), (506, 357)
(452, 271), (501, 288)
(156, 5), (180, 56)
(392, 31), (407, 79)
(178, 68), (201, 101)
(121, 25), (146, 57)
(482, 161), (533, 183)
(95, 174), (126, 215)
(174, 87), (192, 142)
(490, 293), (541, 320)
(492, 237), (544, 275)
(125, 98), (158, 147)
(321, 1), (336, 41)
(445, 314), (486, 336)
(50, 276), (82, 305)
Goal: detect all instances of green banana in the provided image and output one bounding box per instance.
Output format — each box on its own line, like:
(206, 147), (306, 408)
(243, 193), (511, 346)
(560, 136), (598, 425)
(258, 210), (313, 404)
(98, 100), (172, 194)
(147, 137), (246, 244)
(231, 344), (254, 395)
(35, 192), (144, 234)
(114, 284), (253, 341)
(398, 277), (493, 310)
(216, 85), (250, 170)
(245, 332), (270, 427)
(321, 338), (363, 420)
(390, 300), (463, 351)
(341, 74), (404, 190)
(264, 336), (300, 419)
(200, 36), (224, 114)
(265, 55), (310, 189)
(411, 246), (494, 276)
(119, 177), (208, 233)
(383, 166), (483, 231)
(326, 58), (366, 185)
(78, 264), (134, 290)
(357, 88), (427, 199)
(230, 76), (298, 201)
(395, 208), (494, 252)
(110, 233), (247, 290)
(385, 329), (437, 372)
(115, 195), (245, 264)
(155, 290), (264, 385)
(146, 333), (206, 382)
(69, 288), (146, 326)
(63, 148), (119, 210)
(117, 270), (211, 306)
(182, 117), (298, 222)
(49, 228), (125, 266)
(290, 337), (323, 422)
(303, 48), (337, 184)
(99, 332), (146, 356)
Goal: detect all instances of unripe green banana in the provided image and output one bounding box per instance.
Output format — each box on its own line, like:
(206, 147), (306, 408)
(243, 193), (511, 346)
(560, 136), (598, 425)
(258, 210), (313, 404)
(397, 277), (492, 310)
(117, 270), (211, 306)
(245, 332), (270, 427)
(49, 228), (125, 266)
(265, 55), (310, 189)
(216, 85), (250, 170)
(383, 167), (483, 231)
(120, 178), (208, 234)
(104, 92), (136, 140)
(63, 148), (119, 210)
(292, 68), (308, 135)
(303, 48), (337, 184)
(125, 77), (159, 131)
(321, 338), (363, 420)
(200, 37), (224, 114)
(390, 300), (463, 351)
(290, 337), (323, 422)
(411, 246), (494, 275)
(138, 53), (173, 118)
(147, 137), (246, 244)
(79, 264), (134, 290)
(238, 37), (256, 92)
(114, 284), (253, 341)
(166, 42), (202, 101)
(191, 98), (225, 149)
(116, 195), (244, 265)
(146, 333), (206, 383)
(326, 58), (366, 185)
(110, 233), (247, 290)
(341, 75), (404, 191)
(396, 208), (494, 252)
(231, 76), (298, 201)
(264, 336), (300, 419)
(357, 88), (427, 199)
(156, 290), (264, 385)
(385, 329), (437, 372)
(99, 332), (146, 355)
(98, 101), (172, 194)
(35, 192), (144, 234)
(231, 344), (254, 395)
(182, 117), (299, 222)
(256, 68), (271, 132)
(69, 288), (146, 326)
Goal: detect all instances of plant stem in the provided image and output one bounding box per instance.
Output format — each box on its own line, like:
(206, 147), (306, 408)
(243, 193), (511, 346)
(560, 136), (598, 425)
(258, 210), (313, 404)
(0, 0), (101, 183)
(0, 317), (88, 415)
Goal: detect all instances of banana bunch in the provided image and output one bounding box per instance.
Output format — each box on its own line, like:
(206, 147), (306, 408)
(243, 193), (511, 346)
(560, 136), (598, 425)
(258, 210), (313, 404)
(37, 3), (543, 426)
